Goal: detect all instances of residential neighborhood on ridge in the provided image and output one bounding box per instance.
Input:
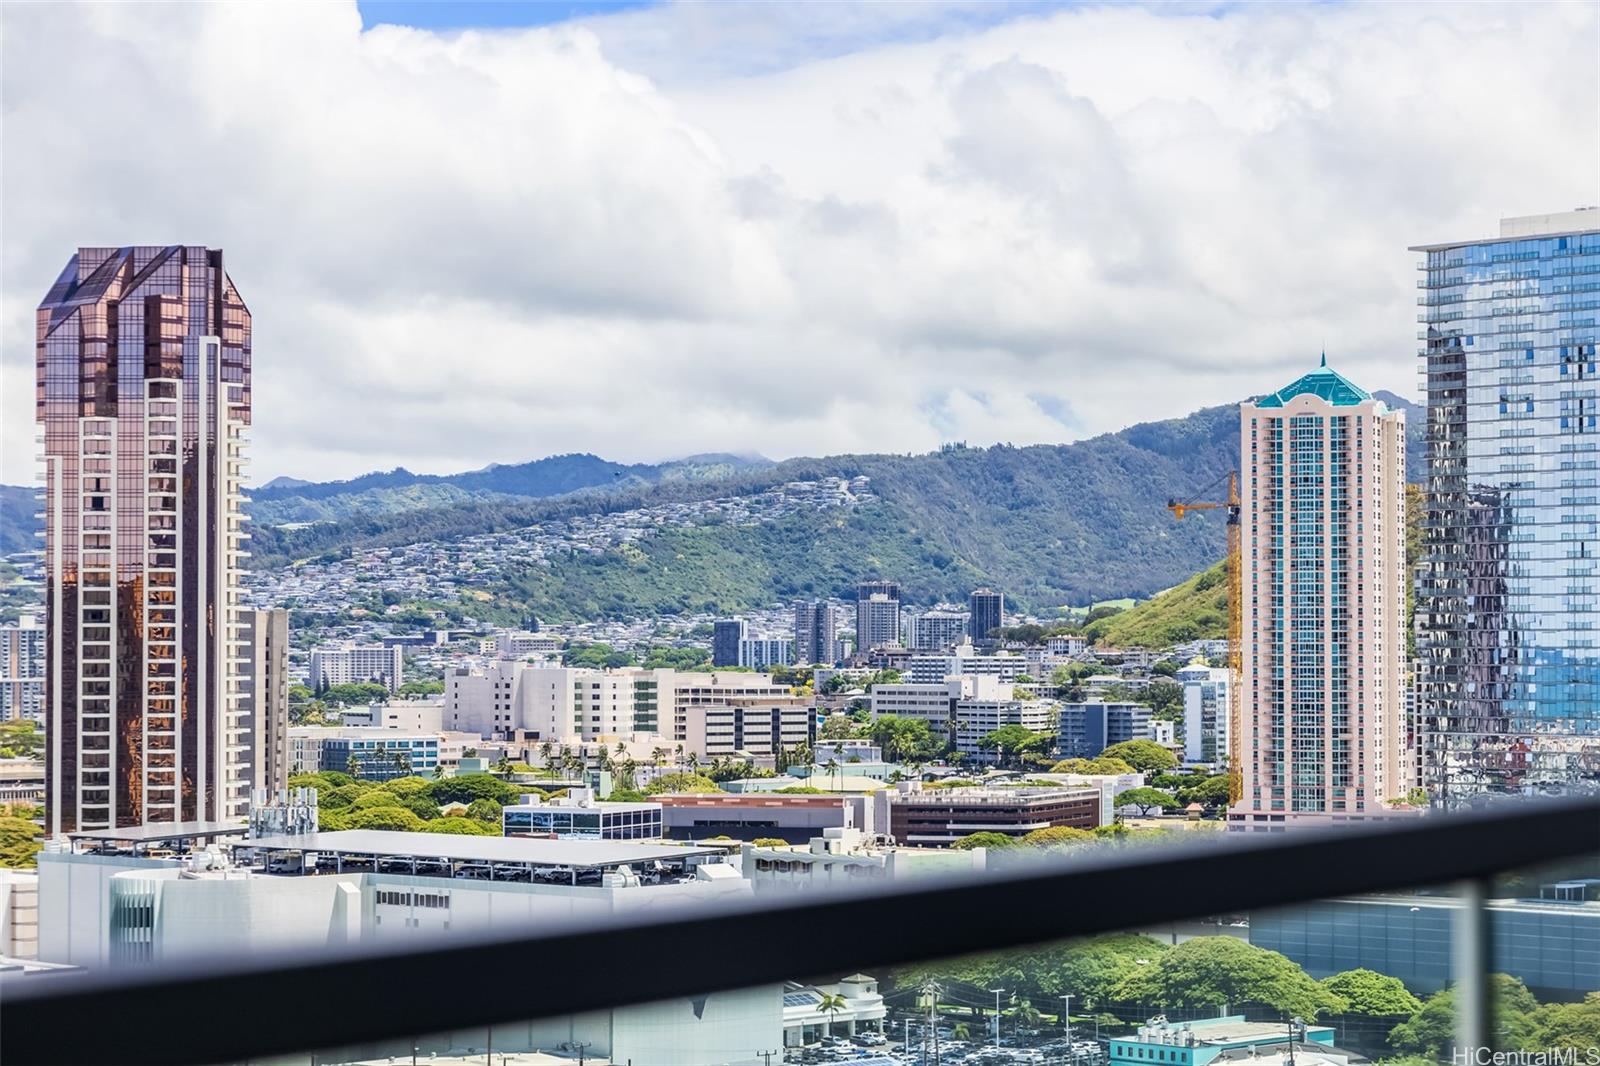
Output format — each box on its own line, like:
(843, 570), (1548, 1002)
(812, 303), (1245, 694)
(1, 206), (1596, 1065)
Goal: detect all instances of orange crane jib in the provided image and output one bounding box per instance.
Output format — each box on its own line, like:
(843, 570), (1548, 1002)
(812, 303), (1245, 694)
(1165, 471), (1243, 806)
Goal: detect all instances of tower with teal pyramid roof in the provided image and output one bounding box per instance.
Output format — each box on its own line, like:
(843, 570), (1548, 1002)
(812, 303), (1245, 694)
(1231, 357), (1409, 831)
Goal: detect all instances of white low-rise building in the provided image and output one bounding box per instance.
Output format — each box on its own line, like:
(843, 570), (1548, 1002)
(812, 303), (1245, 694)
(783, 974), (887, 1047)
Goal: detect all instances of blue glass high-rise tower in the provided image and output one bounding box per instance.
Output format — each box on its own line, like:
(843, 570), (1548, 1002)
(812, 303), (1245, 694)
(1415, 209), (1600, 802)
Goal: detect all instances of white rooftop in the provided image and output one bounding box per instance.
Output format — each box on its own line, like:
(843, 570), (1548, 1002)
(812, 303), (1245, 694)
(235, 830), (721, 869)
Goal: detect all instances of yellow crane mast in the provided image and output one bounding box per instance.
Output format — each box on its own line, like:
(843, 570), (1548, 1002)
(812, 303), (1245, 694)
(1167, 471), (1243, 805)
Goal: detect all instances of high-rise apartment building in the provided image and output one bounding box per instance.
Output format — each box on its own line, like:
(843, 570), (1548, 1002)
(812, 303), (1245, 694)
(1176, 663), (1232, 767)
(793, 600), (837, 665)
(0, 615), (45, 722)
(1234, 361), (1407, 829)
(37, 246), (253, 835)
(967, 588), (1004, 644)
(308, 643), (404, 692)
(711, 618), (747, 668)
(1416, 210), (1600, 800)
(855, 580), (901, 651)
(240, 608), (290, 793)
(911, 610), (968, 651)
(738, 638), (793, 670)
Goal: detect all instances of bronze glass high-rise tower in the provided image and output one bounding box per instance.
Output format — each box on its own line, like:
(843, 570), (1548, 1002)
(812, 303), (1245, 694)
(36, 246), (252, 835)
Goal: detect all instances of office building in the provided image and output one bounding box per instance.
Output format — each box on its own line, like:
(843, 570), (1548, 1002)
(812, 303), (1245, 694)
(1176, 663), (1232, 767)
(1416, 209), (1600, 799)
(1236, 360), (1407, 830)
(783, 975), (887, 1049)
(657, 793), (858, 843)
(287, 727), (441, 780)
(906, 646), (1028, 684)
(502, 790), (662, 840)
(854, 580), (901, 651)
(677, 701), (812, 764)
(954, 698), (1056, 763)
(308, 642), (405, 692)
(240, 608), (290, 794)
(738, 637), (793, 670)
(792, 600), (836, 665)
(885, 785), (1102, 845)
(1109, 1016), (1343, 1066)
(910, 610), (967, 651)
(1251, 889), (1600, 998)
(36, 246), (253, 835)
(711, 618), (747, 668)
(967, 587), (1004, 644)
(0, 615), (45, 722)
(36, 831), (771, 1066)
(1057, 702), (1152, 760)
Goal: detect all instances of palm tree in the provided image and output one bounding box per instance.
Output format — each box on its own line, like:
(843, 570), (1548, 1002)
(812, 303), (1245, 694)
(345, 754), (361, 779)
(952, 1022), (971, 1042)
(651, 746), (667, 771)
(614, 740), (627, 759)
(817, 993), (848, 1039)
(539, 741), (555, 772)
(685, 752), (700, 777)
(674, 743), (685, 772)
(824, 758), (840, 792)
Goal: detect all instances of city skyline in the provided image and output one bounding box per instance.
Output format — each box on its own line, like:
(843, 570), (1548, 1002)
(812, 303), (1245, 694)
(2, 2), (1595, 484)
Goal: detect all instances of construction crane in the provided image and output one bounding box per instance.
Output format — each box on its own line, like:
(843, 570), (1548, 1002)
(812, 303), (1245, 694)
(1167, 471), (1243, 805)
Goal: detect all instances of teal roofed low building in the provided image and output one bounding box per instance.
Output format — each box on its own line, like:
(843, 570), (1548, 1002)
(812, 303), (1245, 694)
(1109, 1015), (1349, 1066)
(1255, 354), (1373, 408)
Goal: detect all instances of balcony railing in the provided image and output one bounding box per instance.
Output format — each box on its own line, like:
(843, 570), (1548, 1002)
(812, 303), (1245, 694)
(3, 796), (1597, 1066)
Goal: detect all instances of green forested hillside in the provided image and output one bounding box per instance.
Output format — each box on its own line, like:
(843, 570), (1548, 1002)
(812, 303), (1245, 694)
(3, 391), (1423, 617)
(1084, 561), (1228, 646)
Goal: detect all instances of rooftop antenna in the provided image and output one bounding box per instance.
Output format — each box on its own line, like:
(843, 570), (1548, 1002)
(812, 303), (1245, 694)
(1320, 349), (1327, 368)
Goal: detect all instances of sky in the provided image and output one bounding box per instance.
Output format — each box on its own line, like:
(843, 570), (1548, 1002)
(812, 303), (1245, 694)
(2, 1), (1597, 485)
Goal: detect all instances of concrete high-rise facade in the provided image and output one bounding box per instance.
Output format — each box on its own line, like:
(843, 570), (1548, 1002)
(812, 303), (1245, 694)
(855, 580), (901, 652)
(792, 601), (836, 666)
(308, 643), (404, 692)
(36, 246), (252, 835)
(1234, 361), (1407, 829)
(241, 608), (290, 793)
(1176, 663), (1231, 767)
(967, 588), (1004, 644)
(0, 615), (46, 722)
(1415, 210), (1600, 800)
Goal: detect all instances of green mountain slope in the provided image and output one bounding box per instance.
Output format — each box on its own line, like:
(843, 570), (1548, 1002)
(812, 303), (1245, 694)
(1083, 561), (1228, 647)
(250, 452), (770, 525)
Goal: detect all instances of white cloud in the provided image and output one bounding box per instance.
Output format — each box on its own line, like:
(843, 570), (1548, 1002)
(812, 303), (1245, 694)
(2, 1), (1595, 484)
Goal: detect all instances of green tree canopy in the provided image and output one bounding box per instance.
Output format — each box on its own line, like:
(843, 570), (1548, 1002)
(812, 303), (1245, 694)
(979, 725), (1054, 769)
(951, 831), (1018, 851)
(377, 775), (435, 798)
(1176, 775), (1232, 808)
(1522, 992), (1600, 1055)
(0, 816), (41, 868)
(1319, 969), (1421, 1017)
(1116, 787), (1180, 815)
(1050, 756), (1136, 775)
(868, 715), (943, 763)
(642, 772), (722, 795)
(466, 798), (503, 824)
(1389, 976), (1540, 1058)
(422, 816), (498, 836)
(1020, 826), (1095, 850)
(818, 715), (858, 741)
(1112, 937), (1347, 1019)
(318, 681), (392, 705)
(428, 773), (521, 806)
(343, 806), (426, 832)
(1099, 739), (1178, 773)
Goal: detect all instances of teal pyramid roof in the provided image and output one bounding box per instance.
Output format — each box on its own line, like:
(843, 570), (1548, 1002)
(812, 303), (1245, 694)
(1256, 354), (1372, 408)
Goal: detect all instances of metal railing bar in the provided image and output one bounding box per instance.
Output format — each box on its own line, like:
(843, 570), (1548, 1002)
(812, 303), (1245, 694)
(4, 797), (1597, 1066)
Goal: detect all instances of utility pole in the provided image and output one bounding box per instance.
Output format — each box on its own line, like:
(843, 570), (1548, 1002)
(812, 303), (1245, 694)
(758, 1050), (779, 1066)
(990, 987), (1006, 1049)
(1061, 993), (1073, 1060)
(571, 1041), (591, 1066)
(921, 979), (942, 1066)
